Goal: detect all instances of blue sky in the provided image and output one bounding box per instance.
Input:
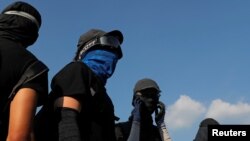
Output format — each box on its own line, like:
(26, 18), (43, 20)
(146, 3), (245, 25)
(2, 0), (250, 140)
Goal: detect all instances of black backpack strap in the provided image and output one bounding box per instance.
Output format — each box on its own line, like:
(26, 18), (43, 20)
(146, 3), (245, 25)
(3, 60), (48, 112)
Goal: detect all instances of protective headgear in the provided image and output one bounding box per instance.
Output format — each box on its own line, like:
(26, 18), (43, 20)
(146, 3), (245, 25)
(133, 78), (161, 94)
(74, 29), (123, 61)
(132, 78), (161, 106)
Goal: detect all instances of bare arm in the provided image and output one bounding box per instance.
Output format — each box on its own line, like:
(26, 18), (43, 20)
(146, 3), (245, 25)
(54, 96), (81, 112)
(7, 88), (38, 141)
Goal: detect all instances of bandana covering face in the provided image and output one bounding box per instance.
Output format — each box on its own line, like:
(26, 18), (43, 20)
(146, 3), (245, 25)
(82, 50), (118, 85)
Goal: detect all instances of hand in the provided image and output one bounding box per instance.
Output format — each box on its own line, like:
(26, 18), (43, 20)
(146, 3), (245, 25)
(155, 101), (165, 126)
(132, 97), (142, 122)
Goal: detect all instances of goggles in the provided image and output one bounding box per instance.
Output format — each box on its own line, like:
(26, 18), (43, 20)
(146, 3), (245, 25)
(78, 36), (120, 60)
(136, 90), (161, 100)
(99, 36), (120, 48)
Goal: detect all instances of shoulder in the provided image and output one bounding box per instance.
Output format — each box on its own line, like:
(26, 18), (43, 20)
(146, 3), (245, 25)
(60, 61), (90, 73)
(115, 121), (130, 141)
(0, 38), (39, 71)
(0, 38), (37, 59)
(50, 62), (93, 95)
(53, 62), (90, 78)
(115, 121), (130, 132)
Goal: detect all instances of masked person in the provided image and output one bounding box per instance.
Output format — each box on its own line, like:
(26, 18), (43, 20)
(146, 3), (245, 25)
(193, 118), (220, 141)
(0, 1), (48, 141)
(34, 29), (124, 141)
(115, 78), (172, 141)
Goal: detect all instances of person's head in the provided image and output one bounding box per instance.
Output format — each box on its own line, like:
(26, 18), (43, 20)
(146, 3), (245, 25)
(193, 118), (219, 141)
(74, 29), (123, 84)
(133, 78), (161, 114)
(0, 1), (41, 47)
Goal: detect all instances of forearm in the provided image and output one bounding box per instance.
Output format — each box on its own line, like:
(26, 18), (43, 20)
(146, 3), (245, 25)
(54, 96), (82, 141)
(158, 123), (172, 141)
(56, 107), (81, 141)
(127, 121), (140, 141)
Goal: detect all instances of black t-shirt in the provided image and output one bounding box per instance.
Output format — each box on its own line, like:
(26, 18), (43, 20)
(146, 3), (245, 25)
(115, 120), (162, 141)
(0, 38), (48, 139)
(35, 62), (116, 141)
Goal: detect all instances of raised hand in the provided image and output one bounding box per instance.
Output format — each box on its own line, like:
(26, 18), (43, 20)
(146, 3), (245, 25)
(155, 101), (165, 126)
(132, 97), (142, 122)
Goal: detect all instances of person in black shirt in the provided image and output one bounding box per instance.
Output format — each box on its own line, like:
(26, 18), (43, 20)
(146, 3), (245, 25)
(115, 78), (172, 141)
(0, 1), (48, 141)
(34, 28), (124, 141)
(193, 118), (220, 141)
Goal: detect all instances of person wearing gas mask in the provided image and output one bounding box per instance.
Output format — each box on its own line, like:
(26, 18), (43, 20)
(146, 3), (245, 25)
(34, 29), (124, 141)
(0, 1), (48, 141)
(115, 78), (172, 141)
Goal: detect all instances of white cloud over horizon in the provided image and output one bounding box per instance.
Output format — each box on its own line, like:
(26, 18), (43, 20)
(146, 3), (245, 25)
(165, 95), (206, 130)
(206, 99), (250, 124)
(165, 95), (250, 130)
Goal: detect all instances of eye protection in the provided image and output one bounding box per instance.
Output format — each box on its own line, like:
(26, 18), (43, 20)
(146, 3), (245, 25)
(99, 36), (120, 48)
(78, 36), (121, 60)
(136, 90), (161, 100)
(141, 93), (161, 100)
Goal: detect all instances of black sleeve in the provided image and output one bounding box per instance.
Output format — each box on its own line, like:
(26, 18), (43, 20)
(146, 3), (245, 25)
(55, 107), (81, 141)
(18, 60), (49, 106)
(51, 62), (90, 97)
(22, 71), (48, 106)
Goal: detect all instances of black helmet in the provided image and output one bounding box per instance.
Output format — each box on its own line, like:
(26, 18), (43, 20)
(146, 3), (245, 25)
(133, 78), (161, 94)
(132, 78), (161, 106)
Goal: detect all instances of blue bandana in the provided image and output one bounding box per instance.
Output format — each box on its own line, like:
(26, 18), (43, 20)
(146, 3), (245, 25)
(82, 50), (118, 85)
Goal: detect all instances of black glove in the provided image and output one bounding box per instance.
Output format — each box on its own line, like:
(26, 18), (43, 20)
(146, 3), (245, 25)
(132, 97), (142, 122)
(155, 101), (165, 126)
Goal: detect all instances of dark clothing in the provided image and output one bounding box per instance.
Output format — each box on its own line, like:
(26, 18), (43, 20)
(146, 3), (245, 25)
(0, 3), (47, 140)
(34, 62), (116, 141)
(115, 117), (162, 141)
(0, 38), (48, 140)
(0, 9), (39, 47)
(193, 118), (220, 141)
(56, 107), (82, 141)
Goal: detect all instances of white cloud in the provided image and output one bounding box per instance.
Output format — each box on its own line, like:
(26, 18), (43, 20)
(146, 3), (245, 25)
(165, 96), (250, 131)
(165, 95), (206, 130)
(165, 95), (250, 141)
(205, 99), (250, 124)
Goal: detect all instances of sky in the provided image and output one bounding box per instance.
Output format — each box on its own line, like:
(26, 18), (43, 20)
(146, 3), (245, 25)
(1, 0), (250, 140)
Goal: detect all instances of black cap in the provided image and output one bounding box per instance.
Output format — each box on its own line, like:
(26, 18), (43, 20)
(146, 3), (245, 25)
(77, 29), (123, 59)
(1, 1), (41, 28)
(133, 78), (161, 94)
